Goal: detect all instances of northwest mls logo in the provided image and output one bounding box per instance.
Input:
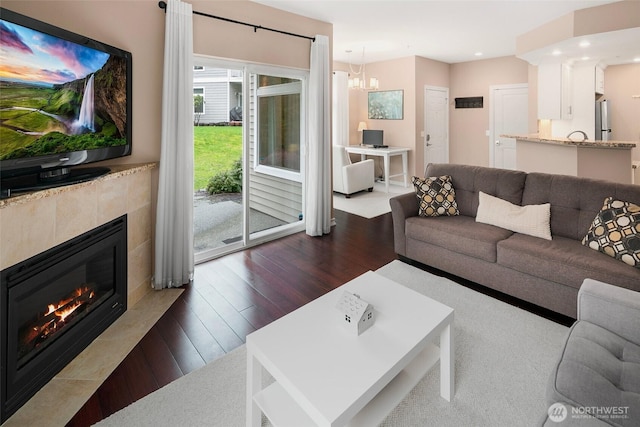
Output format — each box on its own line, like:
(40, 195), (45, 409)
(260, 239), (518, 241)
(548, 402), (568, 422)
(548, 403), (630, 423)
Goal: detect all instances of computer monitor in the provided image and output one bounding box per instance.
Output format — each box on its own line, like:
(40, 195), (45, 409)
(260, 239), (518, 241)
(362, 129), (384, 147)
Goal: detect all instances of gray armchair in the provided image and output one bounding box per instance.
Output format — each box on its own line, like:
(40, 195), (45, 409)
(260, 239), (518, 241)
(332, 145), (374, 198)
(543, 278), (640, 426)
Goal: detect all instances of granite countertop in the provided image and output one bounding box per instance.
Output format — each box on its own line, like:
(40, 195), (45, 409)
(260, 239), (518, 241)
(501, 134), (637, 149)
(0, 162), (157, 208)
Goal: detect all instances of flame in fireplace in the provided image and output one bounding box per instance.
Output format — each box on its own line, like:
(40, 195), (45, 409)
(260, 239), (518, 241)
(17, 283), (105, 368)
(25, 286), (97, 342)
(44, 287), (95, 322)
(47, 301), (81, 322)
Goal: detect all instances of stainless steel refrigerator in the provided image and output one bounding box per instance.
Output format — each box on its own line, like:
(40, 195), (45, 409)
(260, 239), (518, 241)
(595, 100), (611, 141)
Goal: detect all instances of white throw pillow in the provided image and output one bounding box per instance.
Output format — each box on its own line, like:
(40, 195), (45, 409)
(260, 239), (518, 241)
(476, 191), (552, 240)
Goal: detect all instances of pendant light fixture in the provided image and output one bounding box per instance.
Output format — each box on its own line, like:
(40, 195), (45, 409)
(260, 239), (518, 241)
(347, 48), (379, 91)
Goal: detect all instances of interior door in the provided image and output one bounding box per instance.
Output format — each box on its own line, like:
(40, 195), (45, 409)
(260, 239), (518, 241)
(491, 85), (528, 170)
(424, 86), (449, 171)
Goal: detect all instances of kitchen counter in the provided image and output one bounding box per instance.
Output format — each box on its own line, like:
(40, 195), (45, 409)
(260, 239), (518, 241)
(501, 134), (637, 149)
(501, 134), (637, 184)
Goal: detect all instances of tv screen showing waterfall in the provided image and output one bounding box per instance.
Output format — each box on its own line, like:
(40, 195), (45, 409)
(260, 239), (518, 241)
(0, 8), (132, 181)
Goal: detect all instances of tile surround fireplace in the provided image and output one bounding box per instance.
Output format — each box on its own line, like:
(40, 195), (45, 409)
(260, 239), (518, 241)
(0, 163), (156, 424)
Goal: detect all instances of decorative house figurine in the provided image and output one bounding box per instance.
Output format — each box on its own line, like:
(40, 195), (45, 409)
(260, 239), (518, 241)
(335, 291), (375, 335)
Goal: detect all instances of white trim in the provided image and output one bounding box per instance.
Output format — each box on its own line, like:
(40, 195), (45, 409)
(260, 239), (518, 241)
(254, 165), (302, 182)
(253, 72), (306, 183)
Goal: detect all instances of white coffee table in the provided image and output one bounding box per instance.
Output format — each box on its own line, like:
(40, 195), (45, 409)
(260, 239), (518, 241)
(246, 270), (455, 427)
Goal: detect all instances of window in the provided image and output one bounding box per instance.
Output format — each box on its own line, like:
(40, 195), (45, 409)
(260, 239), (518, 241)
(256, 75), (302, 178)
(193, 87), (204, 114)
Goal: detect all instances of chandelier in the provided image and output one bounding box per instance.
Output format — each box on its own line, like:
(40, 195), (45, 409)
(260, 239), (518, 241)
(347, 48), (379, 91)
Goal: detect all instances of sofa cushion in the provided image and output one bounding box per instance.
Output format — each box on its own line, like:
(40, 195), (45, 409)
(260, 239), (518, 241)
(425, 163), (527, 217)
(521, 173), (640, 241)
(406, 215), (512, 262)
(412, 175), (459, 217)
(582, 198), (640, 268)
(476, 191), (551, 240)
(497, 234), (640, 290)
(547, 321), (640, 427)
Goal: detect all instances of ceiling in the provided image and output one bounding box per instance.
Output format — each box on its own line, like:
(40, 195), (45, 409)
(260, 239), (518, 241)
(251, 0), (638, 65)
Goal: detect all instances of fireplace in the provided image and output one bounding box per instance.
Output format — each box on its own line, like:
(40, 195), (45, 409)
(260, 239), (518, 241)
(1, 215), (127, 422)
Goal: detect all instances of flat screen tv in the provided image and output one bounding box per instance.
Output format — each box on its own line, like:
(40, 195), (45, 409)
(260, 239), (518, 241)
(0, 8), (132, 196)
(362, 129), (384, 147)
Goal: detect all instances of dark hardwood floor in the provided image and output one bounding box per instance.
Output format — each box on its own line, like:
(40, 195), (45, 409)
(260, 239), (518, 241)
(67, 208), (573, 426)
(67, 209), (398, 426)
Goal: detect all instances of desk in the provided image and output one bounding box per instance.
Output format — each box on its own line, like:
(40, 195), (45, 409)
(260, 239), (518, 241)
(344, 146), (410, 192)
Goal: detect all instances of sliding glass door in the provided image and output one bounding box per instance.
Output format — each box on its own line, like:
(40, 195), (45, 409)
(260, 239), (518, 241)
(193, 56), (306, 263)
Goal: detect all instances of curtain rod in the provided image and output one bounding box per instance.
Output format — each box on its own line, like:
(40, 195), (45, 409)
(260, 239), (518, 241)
(158, 1), (315, 42)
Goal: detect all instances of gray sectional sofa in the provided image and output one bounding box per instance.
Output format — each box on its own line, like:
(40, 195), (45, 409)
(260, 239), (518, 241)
(390, 163), (640, 318)
(542, 278), (640, 426)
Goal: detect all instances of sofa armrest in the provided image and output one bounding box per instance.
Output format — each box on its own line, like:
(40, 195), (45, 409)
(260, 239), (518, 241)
(578, 278), (640, 345)
(389, 192), (418, 256)
(342, 159), (374, 194)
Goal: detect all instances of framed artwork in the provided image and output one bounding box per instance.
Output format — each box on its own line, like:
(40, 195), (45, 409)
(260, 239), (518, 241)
(368, 90), (403, 120)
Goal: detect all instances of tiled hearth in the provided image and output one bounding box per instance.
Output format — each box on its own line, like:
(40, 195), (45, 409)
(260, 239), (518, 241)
(0, 163), (179, 425)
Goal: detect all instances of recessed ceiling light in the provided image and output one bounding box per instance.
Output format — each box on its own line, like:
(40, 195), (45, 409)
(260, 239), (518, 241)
(474, 52), (483, 56)
(581, 56), (590, 61)
(579, 40), (591, 48)
(552, 49), (562, 56)
(634, 57), (640, 63)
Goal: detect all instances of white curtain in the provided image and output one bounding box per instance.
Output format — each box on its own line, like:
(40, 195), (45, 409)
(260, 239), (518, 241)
(332, 71), (349, 146)
(306, 35), (332, 236)
(154, 0), (194, 289)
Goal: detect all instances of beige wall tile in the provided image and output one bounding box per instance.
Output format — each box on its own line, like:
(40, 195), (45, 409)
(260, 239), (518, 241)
(54, 184), (98, 245)
(97, 178), (127, 224)
(128, 280), (151, 307)
(127, 169), (151, 212)
(128, 204), (151, 251)
(0, 198), (56, 270)
(128, 239), (152, 304)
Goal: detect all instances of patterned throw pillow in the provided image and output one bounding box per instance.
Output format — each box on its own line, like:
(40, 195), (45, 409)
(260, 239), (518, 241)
(582, 197), (640, 268)
(412, 175), (459, 217)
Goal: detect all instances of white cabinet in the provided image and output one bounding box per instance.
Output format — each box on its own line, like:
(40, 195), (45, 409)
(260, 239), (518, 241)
(595, 66), (605, 95)
(538, 62), (573, 120)
(561, 63), (573, 119)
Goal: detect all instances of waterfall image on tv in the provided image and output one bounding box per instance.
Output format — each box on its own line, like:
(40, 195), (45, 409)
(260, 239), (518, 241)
(0, 15), (128, 165)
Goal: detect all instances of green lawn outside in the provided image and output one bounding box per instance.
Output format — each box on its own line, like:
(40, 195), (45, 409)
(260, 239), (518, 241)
(193, 126), (242, 191)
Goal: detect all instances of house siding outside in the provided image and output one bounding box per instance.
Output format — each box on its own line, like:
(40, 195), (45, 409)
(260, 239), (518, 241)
(193, 67), (242, 124)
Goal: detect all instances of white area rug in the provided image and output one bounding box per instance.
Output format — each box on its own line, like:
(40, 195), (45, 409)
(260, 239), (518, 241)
(96, 261), (568, 427)
(333, 181), (414, 219)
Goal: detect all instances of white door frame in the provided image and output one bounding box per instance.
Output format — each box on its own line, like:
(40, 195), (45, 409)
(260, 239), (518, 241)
(424, 85), (449, 171)
(489, 83), (528, 168)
